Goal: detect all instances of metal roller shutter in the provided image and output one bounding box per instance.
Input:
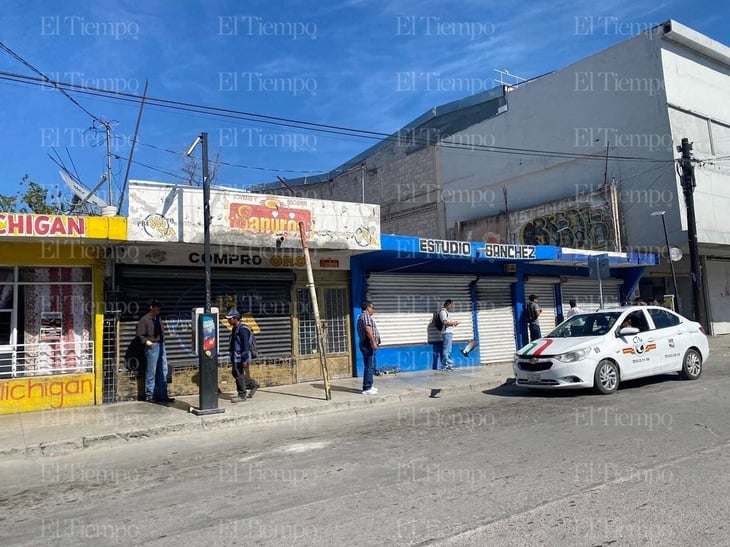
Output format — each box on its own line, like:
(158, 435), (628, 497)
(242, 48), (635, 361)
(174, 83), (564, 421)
(706, 259), (730, 335)
(476, 278), (516, 364)
(525, 280), (558, 335)
(560, 278), (623, 313)
(117, 267), (294, 368)
(366, 273), (475, 346)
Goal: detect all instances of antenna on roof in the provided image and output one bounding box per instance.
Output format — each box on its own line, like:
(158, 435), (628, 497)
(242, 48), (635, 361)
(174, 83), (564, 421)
(492, 68), (527, 90)
(118, 79), (149, 212)
(58, 169), (120, 216)
(276, 176), (296, 195)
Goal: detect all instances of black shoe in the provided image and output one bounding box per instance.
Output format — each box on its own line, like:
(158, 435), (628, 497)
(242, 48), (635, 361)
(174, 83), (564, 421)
(146, 397), (157, 403)
(247, 386), (258, 399)
(160, 397), (175, 403)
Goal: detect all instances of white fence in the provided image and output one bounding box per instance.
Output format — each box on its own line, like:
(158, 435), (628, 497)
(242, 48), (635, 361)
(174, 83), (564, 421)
(0, 340), (94, 378)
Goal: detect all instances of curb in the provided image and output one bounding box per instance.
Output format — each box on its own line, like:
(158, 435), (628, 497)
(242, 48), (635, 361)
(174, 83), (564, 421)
(2, 377), (511, 458)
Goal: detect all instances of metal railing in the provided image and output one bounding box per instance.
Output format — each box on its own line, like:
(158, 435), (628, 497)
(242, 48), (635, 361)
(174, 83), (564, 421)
(0, 340), (95, 378)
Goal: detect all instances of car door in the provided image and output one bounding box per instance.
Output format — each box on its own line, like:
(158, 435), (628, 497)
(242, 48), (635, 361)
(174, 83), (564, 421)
(616, 310), (657, 379)
(646, 308), (685, 373)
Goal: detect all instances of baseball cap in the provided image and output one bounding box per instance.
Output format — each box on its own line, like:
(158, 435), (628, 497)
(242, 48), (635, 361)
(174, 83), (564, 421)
(225, 310), (241, 319)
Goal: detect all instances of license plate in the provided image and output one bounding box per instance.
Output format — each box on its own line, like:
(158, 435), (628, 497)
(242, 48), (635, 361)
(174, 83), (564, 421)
(527, 374), (540, 383)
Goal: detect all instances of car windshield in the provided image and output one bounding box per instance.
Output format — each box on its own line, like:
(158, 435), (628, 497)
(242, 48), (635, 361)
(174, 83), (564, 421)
(547, 311), (623, 338)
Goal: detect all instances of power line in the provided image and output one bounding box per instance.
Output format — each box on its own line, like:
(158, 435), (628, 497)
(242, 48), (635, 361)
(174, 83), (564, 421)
(120, 138), (333, 175)
(0, 69), (673, 165)
(111, 154), (190, 183)
(0, 42), (103, 125)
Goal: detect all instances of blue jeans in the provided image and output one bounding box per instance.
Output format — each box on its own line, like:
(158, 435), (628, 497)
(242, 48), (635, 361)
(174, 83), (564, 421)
(529, 322), (542, 342)
(360, 343), (376, 391)
(144, 343), (169, 400)
(442, 332), (454, 367)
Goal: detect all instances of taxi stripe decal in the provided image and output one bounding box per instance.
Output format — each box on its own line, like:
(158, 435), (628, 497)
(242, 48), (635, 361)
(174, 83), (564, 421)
(524, 341), (540, 354)
(533, 339), (553, 355)
(523, 339), (553, 356)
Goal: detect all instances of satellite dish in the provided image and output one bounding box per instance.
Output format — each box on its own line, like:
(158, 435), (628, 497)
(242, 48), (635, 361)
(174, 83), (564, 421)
(669, 247), (683, 262)
(59, 170), (108, 209)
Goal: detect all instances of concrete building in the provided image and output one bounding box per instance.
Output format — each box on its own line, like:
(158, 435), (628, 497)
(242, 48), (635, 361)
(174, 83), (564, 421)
(260, 20), (730, 335)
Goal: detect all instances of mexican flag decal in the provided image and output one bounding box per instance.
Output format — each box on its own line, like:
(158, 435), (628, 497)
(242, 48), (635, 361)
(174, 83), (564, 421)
(522, 339), (554, 356)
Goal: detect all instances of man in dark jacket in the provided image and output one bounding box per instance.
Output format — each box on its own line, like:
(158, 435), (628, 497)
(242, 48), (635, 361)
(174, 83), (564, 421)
(226, 310), (260, 403)
(526, 294), (543, 342)
(136, 299), (174, 404)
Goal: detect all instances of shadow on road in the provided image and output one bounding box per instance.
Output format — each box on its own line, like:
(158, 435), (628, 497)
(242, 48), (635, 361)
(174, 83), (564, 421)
(483, 373), (684, 398)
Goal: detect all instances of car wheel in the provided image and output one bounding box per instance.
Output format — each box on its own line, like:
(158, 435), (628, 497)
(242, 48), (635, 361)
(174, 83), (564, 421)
(594, 360), (619, 394)
(679, 348), (702, 380)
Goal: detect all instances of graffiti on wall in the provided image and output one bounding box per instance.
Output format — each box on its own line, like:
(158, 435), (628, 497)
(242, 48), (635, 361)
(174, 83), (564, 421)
(519, 205), (615, 250)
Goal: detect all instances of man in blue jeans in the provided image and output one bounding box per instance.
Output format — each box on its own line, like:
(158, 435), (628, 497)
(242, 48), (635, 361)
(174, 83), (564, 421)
(439, 299), (460, 371)
(357, 301), (381, 395)
(136, 299), (174, 404)
(527, 294), (543, 342)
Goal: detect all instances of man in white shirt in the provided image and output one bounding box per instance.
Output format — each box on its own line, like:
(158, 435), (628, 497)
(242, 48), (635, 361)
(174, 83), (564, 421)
(439, 299), (460, 371)
(566, 299), (584, 319)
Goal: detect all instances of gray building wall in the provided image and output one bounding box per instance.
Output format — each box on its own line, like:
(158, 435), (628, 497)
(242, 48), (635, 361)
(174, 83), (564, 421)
(262, 21), (730, 324)
(440, 26), (675, 250)
(270, 143), (443, 238)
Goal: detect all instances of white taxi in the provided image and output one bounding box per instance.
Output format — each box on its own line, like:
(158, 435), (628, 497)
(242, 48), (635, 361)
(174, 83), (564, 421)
(513, 306), (709, 394)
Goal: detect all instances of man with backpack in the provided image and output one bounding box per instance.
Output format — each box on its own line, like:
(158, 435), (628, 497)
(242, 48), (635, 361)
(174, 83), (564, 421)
(438, 299), (460, 371)
(226, 310), (260, 403)
(526, 294), (543, 342)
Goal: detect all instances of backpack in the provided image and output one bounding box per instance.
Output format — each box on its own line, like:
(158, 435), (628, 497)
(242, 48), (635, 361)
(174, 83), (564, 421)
(124, 337), (146, 376)
(240, 324), (258, 360)
(526, 302), (537, 323)
(433, 310), (444, 331)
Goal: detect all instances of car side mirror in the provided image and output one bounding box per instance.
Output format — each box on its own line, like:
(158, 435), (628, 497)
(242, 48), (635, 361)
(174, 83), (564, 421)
(617, 327), (640, 337)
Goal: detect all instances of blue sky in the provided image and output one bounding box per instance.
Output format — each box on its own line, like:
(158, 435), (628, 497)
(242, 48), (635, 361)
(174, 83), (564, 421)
(0, 0), (727, 212)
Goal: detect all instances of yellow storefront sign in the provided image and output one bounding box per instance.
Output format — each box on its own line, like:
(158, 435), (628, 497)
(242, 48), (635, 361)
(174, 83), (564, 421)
(0, 374), (95, 415)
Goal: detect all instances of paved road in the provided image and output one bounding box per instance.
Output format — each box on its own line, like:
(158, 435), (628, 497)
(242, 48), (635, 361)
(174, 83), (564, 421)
(1, 360), (728, 546)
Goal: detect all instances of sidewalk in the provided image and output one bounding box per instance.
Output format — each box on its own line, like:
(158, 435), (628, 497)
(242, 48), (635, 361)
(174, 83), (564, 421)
(0, 363), (515, 458)
(2, 334), (728, 458)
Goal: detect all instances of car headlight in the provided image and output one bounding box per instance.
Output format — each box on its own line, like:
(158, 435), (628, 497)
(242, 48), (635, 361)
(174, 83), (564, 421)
(555, 348), (592, 363)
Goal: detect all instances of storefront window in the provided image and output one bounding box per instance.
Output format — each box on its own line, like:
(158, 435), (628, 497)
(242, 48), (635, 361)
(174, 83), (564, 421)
(324, 288), (348, 354)
(0, 267), (94, 378)
(0, 268), (13, 345)
(297, 289), (317, 355)
(297, 288), (348, 355)
(0, 268), (13, 378)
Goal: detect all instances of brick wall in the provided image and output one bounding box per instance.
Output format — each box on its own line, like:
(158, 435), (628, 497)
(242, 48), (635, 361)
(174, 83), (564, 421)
(270, 145), (444, 238)
(116, 360), (296, 401)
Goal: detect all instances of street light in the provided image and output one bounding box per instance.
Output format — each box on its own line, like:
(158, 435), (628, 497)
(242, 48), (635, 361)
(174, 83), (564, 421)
(186, 132), (223, 415)
(185, 133), (211, 313)
(651, 211), (680, 312)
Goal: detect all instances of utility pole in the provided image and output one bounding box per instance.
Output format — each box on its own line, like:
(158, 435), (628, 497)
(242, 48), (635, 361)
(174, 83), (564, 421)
(299, 221), (331, 400)
(678, 138), (708, 330)
(104, 120), (114, 207)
